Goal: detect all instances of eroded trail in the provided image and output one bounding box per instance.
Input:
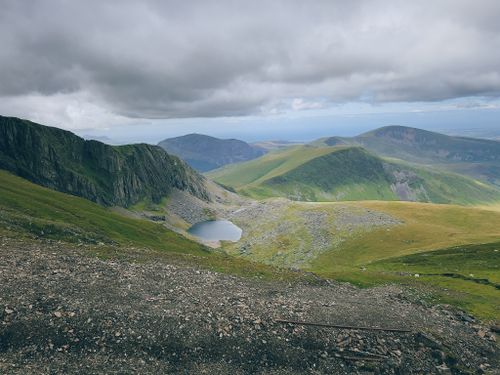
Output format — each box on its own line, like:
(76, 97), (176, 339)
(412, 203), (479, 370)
(0, 238), (498, 374)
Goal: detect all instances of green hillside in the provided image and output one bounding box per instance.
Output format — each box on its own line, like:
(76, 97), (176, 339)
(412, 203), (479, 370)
(0, 169), (307, 281)
(222, 199), (500, 320)
(311, 215), (500, 321)
(0, 116), (209, 207)
(316, 125), (500, 187)
(207, 145), (340, 188)
(0, 169), (206, 253)
(209, 145), (500, 205)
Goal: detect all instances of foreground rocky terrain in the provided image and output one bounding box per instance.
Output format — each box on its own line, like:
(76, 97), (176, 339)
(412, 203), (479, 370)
(0, 237), (498, 374)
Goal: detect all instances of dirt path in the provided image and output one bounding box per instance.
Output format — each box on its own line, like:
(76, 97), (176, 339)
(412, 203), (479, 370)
(0, 238), (498, 374)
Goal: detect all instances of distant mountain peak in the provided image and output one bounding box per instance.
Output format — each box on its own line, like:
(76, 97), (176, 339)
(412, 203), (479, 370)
(158, 134), (266, 172)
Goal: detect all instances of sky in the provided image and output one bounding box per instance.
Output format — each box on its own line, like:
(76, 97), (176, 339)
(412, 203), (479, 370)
(1, 0), (499, 143)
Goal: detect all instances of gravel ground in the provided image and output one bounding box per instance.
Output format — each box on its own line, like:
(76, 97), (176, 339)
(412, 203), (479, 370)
(0, 237), (498, 374)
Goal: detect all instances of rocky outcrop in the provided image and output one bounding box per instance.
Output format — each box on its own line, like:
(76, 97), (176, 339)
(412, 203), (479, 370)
(0, 116), (209, 206)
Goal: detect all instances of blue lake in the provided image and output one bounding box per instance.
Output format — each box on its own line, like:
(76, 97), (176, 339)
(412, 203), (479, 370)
(188, 220), (242, 242)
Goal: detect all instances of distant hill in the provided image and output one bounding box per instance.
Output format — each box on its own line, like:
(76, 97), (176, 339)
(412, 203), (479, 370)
(208, 145), (500, 204)
(251, 140), (303, 151)
(316, 126), (500, 186)
(0, 116), (209, 207)
(158, 134), (266, 172)
(355, 125), (500, 162)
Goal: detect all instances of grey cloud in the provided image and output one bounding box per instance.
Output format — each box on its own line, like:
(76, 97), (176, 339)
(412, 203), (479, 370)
(1, 0), (500, 120)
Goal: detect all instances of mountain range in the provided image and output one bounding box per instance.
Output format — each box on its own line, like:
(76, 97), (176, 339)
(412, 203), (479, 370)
(208, 144), (500, 204)
(314, 125), (500, 186)
(158, 133), (266, 172)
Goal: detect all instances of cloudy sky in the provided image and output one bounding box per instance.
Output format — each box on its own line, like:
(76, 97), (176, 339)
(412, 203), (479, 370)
(1, 0), (500, 142)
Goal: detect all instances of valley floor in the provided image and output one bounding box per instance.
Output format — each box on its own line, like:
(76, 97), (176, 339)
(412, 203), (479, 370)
(0, 237), (498, 374)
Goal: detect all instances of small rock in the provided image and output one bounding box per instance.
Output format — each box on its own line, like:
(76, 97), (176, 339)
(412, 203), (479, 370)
(54, 311), (63, 318)
(436, 363), (451, 374)
(4, 308), (14, 314)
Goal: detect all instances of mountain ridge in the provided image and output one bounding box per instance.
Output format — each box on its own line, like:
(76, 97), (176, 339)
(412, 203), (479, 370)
(317, 125), (500, 163)
(0, 116), (209, 207)
(209, 145), (500, 204)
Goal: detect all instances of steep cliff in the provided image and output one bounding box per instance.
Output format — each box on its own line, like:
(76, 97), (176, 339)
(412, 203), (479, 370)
(0, 116), (209, 207)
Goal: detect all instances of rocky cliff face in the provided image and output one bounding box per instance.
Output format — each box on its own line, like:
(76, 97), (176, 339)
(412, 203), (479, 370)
(0, 116), (209, 206)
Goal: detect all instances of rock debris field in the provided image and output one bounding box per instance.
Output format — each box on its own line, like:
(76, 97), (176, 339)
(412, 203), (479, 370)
(0, 237), (498, 374)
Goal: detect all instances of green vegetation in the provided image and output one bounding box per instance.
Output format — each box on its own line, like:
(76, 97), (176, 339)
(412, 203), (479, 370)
(0, 115), (208, 207)
(208, 145), (339, 188)
(209, 144), (500, 205)
(0, 170), (308, 282)
(306, 201), (500, 321)
(342, 242), (500, 321)
(0, 169), (205, 253)
(315, 125), (500, 187)
(221, 199), (500, 320)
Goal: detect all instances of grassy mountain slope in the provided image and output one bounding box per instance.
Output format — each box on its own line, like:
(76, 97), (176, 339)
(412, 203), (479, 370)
(209, 145), (500, 205)
(158, 133), (266, 172)
(0, 116), (208, 207)
(0, 170), (205, 253)
(208, 145), (348, 187)
(307, 201), (500, 319)
(317, 125), (500, 187)
(222, 199), (500, 319)
(367, 242), (500, 320)
(0, 170), (305, 280)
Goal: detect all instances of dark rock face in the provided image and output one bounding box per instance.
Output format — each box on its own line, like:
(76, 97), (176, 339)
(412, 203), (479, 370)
(0, 116), (209, 206)
(158, 134), (266, 172)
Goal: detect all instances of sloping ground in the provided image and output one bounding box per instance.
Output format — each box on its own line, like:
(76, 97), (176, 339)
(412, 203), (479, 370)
(207, 145), (340, 188)
(0, 170), (206, 254)
(223, 199), (500, 320)
(349, 242), (500, 323)
(224, 199), (401, 268)
(308, 201), (500, 321)
(315, 125), (500, 187)
(0, 116), (208, 206)
(0, 168), (305, 281)
(356, 126), (500, 163)
(0, 237), (498, 374)
(210, 145), (500, 204)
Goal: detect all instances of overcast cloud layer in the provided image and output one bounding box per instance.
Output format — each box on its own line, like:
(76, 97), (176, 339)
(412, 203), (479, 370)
(1, 0), (500, 130)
